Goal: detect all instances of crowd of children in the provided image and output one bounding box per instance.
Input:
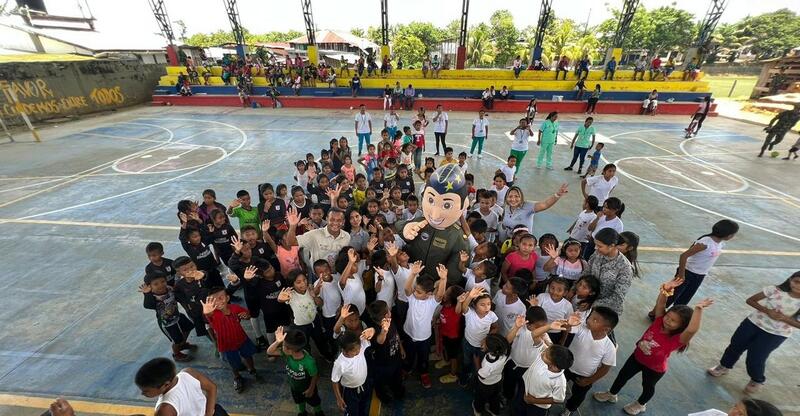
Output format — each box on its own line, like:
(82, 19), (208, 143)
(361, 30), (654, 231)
(134, 108), (796, 416)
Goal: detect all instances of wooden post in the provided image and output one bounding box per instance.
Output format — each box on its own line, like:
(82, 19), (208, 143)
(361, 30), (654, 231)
(3, 86), (40, 142)
(728, 79), (737, 97)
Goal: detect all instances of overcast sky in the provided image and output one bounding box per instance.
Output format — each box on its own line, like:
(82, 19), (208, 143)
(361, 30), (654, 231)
(47, 0), (797, 40)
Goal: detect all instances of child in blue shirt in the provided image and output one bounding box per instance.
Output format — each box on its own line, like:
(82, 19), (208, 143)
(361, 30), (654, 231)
(582, 143), (605, 178)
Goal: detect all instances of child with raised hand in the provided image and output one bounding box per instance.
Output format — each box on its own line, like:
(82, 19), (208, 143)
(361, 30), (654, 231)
(460, 251), (495, 293)
(145, 242), (176, 287)
(436, 286), (465, 384)
(336, 247), (367, 315)
(402, 261), (445, 389)
(201, 287), (262, 393)
(135, 357), (226, 416)
(649, 219), (738, 319)
(333, 304), (365, 339)
(368, 300), (407, 403)
(562, 306), (618, 416)
(387, 246), (412, 334)
(473, 334), (511, 416)
(594, 279), (714, 415)
(266, 327), (325, 416)
(263, 206), (304, 276)
(240, 260), (290, 357)
(207, 209), (238, 268)
(178, 213), (223, 288)
(494, 277), (528, 336)
(278, 270), (332, 360)
(708, 271), (800, 394)
(458, 286), (499, 386)
(139, 273), (196, 362)
(567, 195), (600, 253)
(568, 274), (602, 326)
(228, 238), (268, 346)
(515, 344), (574, 416)
(373, 247), (397, 311)
(543, 238), (588, 283)
(227, 190), (260, 233)
(534, 233), (559, 290)
(172, 257), (213, 340)
(312, 259), (342, 349)
(503, 306), (555, 405)
(535, 277), (574, 337)
(332, 328), (377, 416)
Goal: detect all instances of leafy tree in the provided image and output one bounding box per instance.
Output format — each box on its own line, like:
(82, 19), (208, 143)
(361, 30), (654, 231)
(467, 23), (495, 67)
(735, 9), (800, 58)
(445, 19), (461, 41)
(392, 34), (426, 67)
(186, 30), (236, 47)
(709, 23), (750, 62)
(395, 22), (447, 52)
(350, 28), (366, 38)
(489, 10), (519, 66)
(642, 7), (696, 56)
(366, 26), (384, 45)
(596, 6), (654, 52)
(173, 20), (188, 43)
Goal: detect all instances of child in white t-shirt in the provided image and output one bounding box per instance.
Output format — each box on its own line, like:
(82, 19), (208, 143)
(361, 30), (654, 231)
(473, 334), (511, 416)
(535, 277), (574, 337)
(278, 270), (332, 360)
(493, 277), (528, 336)
(563, 307), (618, 414)
(514, 345), (574, 415)
(331, 328), (376, 415)
(458, 251), (496, 293)
(313, 259), (342, 354)
(502, 306), (558, 405)
(499, 156), (517, 186)
(567, 195), (601, 244)
(458, 286), (499, 386)
(336, 248), (367, 315)
(402, 261), (446, 389)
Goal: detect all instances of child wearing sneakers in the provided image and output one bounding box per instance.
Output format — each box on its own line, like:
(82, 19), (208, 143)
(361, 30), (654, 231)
(140, 273), (196, 362)
(473, 334), (510, 416)
(402, 262), (446, 388)
(582, 143), (604, 178)
(436, 285), (465, 384)
(267, 327), (325, 416)
(593, 279), (713, 415)
(514, 345), (574, 416)
(331, 328), (377, 416)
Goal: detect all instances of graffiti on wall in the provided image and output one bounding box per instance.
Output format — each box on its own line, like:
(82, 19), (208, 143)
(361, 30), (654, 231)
(0, 79), (125, 118)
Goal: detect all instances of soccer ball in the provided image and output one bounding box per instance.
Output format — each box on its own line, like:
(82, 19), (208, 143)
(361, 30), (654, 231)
(770, 151), (780, 158)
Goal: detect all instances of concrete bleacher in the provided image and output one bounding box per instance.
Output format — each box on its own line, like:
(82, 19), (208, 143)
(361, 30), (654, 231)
(156, 65), (712, 115)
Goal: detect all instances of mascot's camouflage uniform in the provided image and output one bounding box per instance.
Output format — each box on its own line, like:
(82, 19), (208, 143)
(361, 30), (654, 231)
(396, 164), (469, 286)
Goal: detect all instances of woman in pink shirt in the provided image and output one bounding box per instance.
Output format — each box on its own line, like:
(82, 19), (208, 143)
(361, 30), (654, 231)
(593, 278), (713, 415)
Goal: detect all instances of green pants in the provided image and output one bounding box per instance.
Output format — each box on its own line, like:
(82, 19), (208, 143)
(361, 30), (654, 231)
(470, 136), (485, 155)
(510, 149), (527, 173)
(536, 141), (554, 168)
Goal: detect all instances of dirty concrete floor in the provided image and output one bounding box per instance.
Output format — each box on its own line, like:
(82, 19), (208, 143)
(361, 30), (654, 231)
(0, 106), (797, 415)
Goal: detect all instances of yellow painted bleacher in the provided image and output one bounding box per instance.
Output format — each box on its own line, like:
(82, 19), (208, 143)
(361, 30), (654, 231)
(385, 68), (703, 81)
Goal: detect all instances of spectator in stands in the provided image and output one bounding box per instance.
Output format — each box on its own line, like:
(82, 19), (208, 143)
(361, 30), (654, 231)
(513, 55), (523, 79)
(576, 55), (590, 80)
(586, 84), (602, 114)
(603, 57), (617, 80)
(663, 57), (676, 80)
(431, 55), (441, 78)
(292, 73), (303, 96)
(422, 56), (431, 79)
(633, 56), (648, 81)
(403, 84), (416, 110)
(682, 58), (698, 81)
(294, 55), (303, 70)
(641, 90), (658, 115)
(575, 78), (587, 101)
(382, 55), (392, 76)
(368, 55), (379, 77)
(351, 74), (362, 97)
(340, 55), (350, 77)
(397, 57), (404, 70)
(392, 82), (404, 107)
(499, 86), (512, 100)
(556, 55), (570, 80)
(443, 55), (451, 70)
(649, 56), (662, 80)
(357, 56), (365, 77)
(482, 88), (494, 110)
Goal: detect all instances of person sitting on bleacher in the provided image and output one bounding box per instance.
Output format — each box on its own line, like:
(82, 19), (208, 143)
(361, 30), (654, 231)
(575, 55), (590, 80)
(641, 90), (658, 116)
(603, 57), (617, 80)
(555, 55), (570, 80)
(662, 57), (675, 80)
(404, 84), (416, 111)
(633, 56), (648, 81)
(682, 58), (698, 81)
(649, 56), (662, 80)
(481, 88), (494, 110)
(499, 86), (512, 100)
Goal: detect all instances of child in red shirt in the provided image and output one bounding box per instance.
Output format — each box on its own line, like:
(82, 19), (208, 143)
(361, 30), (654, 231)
(202, 287), (262, 393)
(593, 279), (713, 415)
(436, 286), (466, 384)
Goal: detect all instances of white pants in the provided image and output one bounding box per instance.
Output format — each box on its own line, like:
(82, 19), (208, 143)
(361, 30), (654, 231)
(383, 96), (392, 110)
(643, 98), (658, 109)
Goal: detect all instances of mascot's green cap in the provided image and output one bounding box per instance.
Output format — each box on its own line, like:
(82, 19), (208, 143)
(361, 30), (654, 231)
(429, 164), (467, 203)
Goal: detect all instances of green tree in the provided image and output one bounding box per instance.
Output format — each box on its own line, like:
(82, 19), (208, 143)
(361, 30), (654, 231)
(467, 23), (495, 67)
(395, 22), (447, 52)
(366, 26), (384, 45)
(642, 7), (696, 56)
(186, 29), (236, 47)
(710, 23), (750, 62)
(735, 9), (800, 58)
(596, 6), (654, 52)
(542, 19), (579, 64)
(444, 19), (461, 41)
(489, 10), (519, 66)
(392, 34), (426, 67)
(350, 27), (366, 38)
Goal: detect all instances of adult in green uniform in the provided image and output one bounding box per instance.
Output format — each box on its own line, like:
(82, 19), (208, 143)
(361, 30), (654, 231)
(396, 164), (469, 286)
(536, 111), (559, 170)
(565, 116), (596, 174)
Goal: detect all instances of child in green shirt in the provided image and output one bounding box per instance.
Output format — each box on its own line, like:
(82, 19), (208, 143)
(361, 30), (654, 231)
(267, 327), (324, 416)
(227, 190), (260, 233)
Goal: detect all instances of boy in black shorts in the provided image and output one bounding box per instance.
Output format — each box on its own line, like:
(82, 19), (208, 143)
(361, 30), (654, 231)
(140, 273), (196, 362)
(145, 242), (176, 287)
(267, 327), (325, 416)
(173, 256), (213, 341)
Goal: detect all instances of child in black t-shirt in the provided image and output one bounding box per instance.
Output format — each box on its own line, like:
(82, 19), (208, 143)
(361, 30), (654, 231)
(140, 273), (196, 362)
(145, 242), (176, 287)
(392, 165), (415, 200)
(249, 258), (292, 361)
(208, 210), (237, 267)
(367, 300), (406, 403)
(172, 256), (212, 341)
(178, 214), (223, 288)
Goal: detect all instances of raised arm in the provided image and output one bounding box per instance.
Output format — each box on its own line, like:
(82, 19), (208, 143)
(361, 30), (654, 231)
(533, 184), (568, 212)
(339, 248), (359, 290)
(679, 298), (713, 344)
(404, 260), (424, 297)
(434, 264), (448, 303)
(458, 250), (470, 274)
(266, 326), (286, 356)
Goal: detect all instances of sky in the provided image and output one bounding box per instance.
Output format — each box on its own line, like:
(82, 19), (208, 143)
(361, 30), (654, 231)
(44, 0), (797, 43)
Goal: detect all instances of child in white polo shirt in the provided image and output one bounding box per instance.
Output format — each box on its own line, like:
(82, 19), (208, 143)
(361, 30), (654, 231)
(402, 262), (446, 389)
(473, 334), (510, 416)
(514, 344), (574, 416)
(331, 328), (376, 416)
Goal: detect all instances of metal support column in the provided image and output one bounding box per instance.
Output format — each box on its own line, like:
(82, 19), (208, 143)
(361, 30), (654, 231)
(300, 0), (318, 65)
(147, 0), (179, 65)
(222, 0), (246, 59)
(685, 0), (728, 67)
(531, 0), (553, 63)
(605, 0), (640, 63)
(455, 0), (469, 69)
(380, 0), (390, 60)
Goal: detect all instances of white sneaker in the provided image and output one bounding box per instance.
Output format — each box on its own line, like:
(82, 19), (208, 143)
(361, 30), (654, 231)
(623, 401), (646, 415)
(468, 153), (474, 159)
(707, 365), (729, 377)
(744, 381), (763, 394)
(477, 154), (483, 159)
(593, 391), (618, 403)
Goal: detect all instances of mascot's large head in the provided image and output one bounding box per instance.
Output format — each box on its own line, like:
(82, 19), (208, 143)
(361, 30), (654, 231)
(422, 164), (467, 230)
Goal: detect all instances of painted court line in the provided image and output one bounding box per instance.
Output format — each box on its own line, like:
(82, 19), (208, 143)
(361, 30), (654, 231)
(645, 157), (714, 191)
(0, 393), (252, 416)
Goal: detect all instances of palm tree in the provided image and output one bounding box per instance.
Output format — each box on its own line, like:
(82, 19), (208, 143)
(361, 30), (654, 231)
(468, 28), (495, 68)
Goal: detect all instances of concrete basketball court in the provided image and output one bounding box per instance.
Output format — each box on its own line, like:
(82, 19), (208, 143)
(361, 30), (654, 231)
(0, 106), (797, 416)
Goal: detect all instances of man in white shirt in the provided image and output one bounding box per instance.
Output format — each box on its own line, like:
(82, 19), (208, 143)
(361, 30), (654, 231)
(354, 104), (372, 156)
(432, 104), (449, 155)
(470, 110), (489, 159)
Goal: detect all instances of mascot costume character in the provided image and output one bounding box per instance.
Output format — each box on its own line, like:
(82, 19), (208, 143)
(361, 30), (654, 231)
(396, 164), (469, 286)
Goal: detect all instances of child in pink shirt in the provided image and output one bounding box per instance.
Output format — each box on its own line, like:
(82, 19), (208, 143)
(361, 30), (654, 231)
(501, 234), (538, 284)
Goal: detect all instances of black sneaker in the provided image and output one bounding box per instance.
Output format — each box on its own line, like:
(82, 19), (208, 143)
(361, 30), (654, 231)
(234, 377), (245, 393)
(577, 168), (582, 174)
(564, 167), (573, 171)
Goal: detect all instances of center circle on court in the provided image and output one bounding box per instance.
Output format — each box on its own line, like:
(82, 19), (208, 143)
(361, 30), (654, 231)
(113, 146), (226, 174)
(615, 156), (748, 193)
